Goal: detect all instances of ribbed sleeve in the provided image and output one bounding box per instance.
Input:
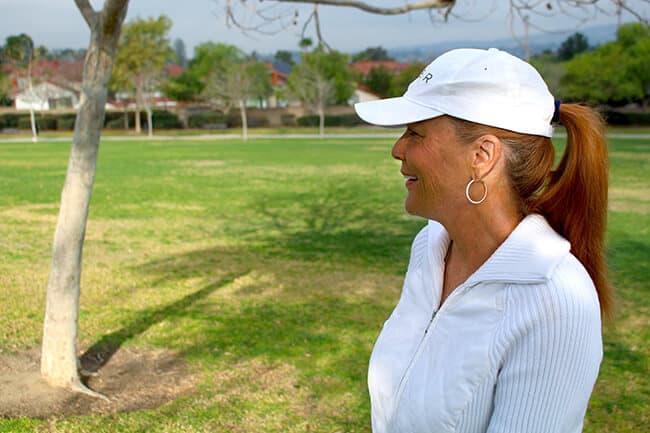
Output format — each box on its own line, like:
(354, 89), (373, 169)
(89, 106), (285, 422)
(486, 255), (603, 433)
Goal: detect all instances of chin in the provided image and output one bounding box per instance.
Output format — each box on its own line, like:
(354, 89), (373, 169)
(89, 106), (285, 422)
(404, 200), (424, 219)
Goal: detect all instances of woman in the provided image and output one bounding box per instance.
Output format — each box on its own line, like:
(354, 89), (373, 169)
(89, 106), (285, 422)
(354, 48), (613, 433)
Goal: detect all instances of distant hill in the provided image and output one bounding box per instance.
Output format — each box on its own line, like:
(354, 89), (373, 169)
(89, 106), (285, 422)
(386, 23), (619, 62)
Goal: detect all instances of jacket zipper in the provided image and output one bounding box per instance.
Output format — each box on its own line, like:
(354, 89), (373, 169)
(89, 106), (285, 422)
(389, 281), (479, 428)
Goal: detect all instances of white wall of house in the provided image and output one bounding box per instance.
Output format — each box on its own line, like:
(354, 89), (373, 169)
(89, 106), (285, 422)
(349, 87), (381, 105)
(15, 82), (80, 110)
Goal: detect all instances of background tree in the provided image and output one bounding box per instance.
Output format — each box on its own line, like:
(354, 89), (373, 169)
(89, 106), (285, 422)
(389, 62), (425, 97)
(164, 42), (240, 103)
(111, 15), (174, 136)
(45, 48), (87, 62)
(41, 0), (129, 395)
(200, 43), (272, 140)
(274, 49), (295, 65)
(3, 33), (39, 141)
(307, 46), (354, 104)
(0, 70), (10, 106)
(620, 23), (650, 110)
(617, 21), (650, 48)
(287, 46), (353, 137)
(557, 32), (590, 60)
(173, 38), (188, 67)
(163, 71), (202, 102)
(559, 23), (649, 107)
(352, 46), (393, 62)
(364, 66), (394, 97)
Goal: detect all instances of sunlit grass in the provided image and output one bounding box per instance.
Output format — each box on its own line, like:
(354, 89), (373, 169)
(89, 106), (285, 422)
(0, 134), (647, 432)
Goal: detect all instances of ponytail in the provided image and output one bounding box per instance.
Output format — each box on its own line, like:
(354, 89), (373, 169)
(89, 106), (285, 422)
(530, 104), (614, 321)
(448, 106), (614, 321)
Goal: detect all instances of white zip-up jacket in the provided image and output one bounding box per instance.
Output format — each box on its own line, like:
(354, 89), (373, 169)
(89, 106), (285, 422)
(369, 214), (603, 433)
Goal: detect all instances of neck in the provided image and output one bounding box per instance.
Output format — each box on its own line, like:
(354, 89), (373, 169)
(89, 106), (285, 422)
(441, 202), (523, 276)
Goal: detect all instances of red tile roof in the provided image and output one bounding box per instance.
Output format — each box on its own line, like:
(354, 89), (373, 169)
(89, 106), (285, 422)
(350, 60), (411, 76)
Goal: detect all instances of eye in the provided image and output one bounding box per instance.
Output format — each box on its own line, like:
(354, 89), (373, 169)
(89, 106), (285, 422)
(407, 128), (423, 138)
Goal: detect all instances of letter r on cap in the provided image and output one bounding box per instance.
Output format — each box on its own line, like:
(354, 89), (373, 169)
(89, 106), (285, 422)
(423, 73), (433, 83)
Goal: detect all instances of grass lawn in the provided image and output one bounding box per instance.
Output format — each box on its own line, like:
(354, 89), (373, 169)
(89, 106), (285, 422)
(0, 133), (647, 432)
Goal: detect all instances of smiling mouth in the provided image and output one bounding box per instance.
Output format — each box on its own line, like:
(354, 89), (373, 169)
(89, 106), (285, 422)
(403, 174), (418, 187)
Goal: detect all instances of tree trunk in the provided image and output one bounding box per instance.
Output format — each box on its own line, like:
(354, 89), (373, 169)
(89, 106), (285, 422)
(146, 105), (153, 138)
(239, 99), (248, 141)
(123, 105), (129, 130)
(135, 107), (141, 133)
(27, 62), (38, 142)
(318, 106), (325, 138)
(41, 0), (129, 392)
(29, 106), (38, 142)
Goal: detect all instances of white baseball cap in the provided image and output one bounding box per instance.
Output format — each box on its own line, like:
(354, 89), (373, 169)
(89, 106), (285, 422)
(354, 48), (555, 138)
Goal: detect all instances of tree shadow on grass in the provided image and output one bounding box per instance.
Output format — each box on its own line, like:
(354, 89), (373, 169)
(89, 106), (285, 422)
(251, 181), (423, 273)
(80, 272), (245, 374)
(135, 246), (384, 429)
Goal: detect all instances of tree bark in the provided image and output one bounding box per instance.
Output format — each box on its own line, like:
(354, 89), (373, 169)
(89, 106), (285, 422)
(135, 105), (142, 133)
(318, 105), (324, 138)
(41, 0), (129, 392)
(27, 60), (38, 142)
(239, 99), (248, 141)
(146, 105), (153, 138)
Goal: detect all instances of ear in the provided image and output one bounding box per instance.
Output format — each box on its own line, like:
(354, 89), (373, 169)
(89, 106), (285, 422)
(470, 134), (501, 180)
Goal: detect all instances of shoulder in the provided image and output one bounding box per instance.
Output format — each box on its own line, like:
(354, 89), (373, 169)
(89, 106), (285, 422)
(545, 253), (602, 319)
(501, 254), (602, 341)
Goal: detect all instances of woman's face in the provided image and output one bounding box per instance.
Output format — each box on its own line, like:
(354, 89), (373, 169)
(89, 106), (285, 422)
(391, 116), (472, 221)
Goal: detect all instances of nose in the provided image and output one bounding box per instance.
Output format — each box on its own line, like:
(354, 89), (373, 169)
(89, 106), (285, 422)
(392, 133), (407, 161)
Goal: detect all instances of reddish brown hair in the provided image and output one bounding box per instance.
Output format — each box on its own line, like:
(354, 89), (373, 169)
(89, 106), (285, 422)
(448, 104), (614, 321)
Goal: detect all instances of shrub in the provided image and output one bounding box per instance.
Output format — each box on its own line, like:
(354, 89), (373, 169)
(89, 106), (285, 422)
(227, 111), (269, 128)
(152, 110), (182, 129)
(281, 114), (297, 126)
(297, 113), (364, 127)
(0, 113), (24, 128)
(37, 115), (58, 131)
(17, 117), (33, 130)
(56, 115), (76, 130)
(105, 117), (126, 129)
(187, 112), (227, 128)
(297, 115), (319, 127)
(603, 110), (650, 126)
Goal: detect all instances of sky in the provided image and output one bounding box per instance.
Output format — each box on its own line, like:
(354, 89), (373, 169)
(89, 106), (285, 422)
(0, 0), (647, 56)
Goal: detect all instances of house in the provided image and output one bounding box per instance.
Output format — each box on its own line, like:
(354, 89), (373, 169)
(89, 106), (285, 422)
(349, 84), (381, 105)
(7, 59), (84, 110)
(265, 61), (293, 108)
(14, 81), (80, 110)
(350, 60), (411, 77)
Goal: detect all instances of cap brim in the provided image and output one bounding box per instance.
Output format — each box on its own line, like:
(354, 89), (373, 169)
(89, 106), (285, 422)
(354, 96), (444, 127)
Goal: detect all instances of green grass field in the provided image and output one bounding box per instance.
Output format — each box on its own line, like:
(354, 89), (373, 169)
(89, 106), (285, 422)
(0, 133), (648, 432)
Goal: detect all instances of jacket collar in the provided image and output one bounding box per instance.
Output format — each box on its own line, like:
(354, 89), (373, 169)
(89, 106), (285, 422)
(427, 214), (571, 285)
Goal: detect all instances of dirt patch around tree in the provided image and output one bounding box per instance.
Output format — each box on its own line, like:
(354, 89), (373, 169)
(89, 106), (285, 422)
(0, 346), (198, 419)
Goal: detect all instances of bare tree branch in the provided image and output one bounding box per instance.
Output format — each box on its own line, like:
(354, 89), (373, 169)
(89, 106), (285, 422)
(271, 0), (455, 15)
(221, 0), (649, 51)
(313, 5), (332, 51)
(74, 0), (97, 29)
(617, 0), (650, 25)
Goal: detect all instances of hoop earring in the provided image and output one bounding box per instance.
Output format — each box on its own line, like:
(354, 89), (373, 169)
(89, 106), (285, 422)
(465, 179), (487, 205)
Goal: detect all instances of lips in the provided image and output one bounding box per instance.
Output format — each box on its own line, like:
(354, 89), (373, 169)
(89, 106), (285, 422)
(401, 171), (418, 187)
